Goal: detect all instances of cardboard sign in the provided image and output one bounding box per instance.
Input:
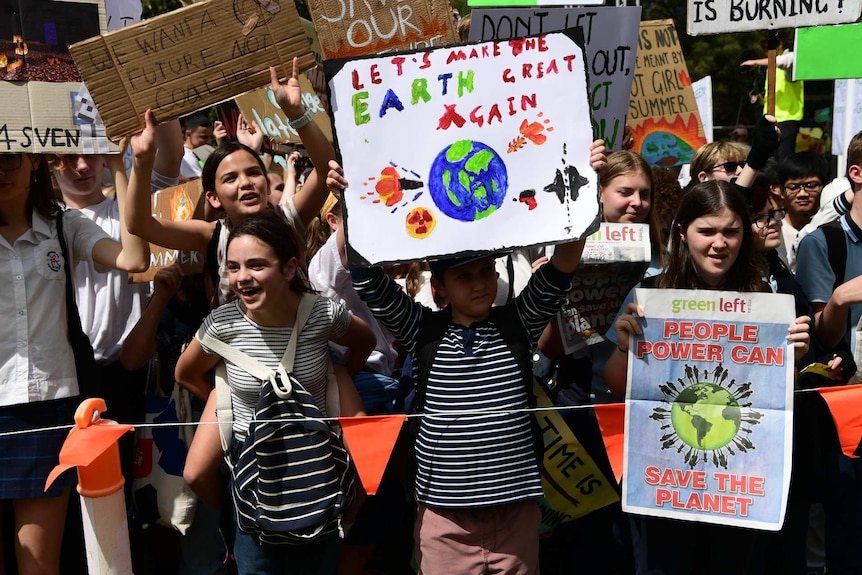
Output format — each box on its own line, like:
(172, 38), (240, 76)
(622, 289), (795, 530)
(328, 30), (600, 266)
(687, 0), (862, 35)
(129, 179), (206, 283)
(831, 78), (862, 156)
(308, 0), (457, 59)
(469, 7), (641, 150)
(69, 0), (315, 139)
(629, 20), (706, 168)
(235, 74), (332, 144)
(0, 0), (119, 153)
(795, 23), (862, 81)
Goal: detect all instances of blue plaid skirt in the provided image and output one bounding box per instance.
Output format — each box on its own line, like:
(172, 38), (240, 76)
(0, 398), (78, 499)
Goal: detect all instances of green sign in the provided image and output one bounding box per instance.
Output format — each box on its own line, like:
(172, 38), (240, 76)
(796, 24), (862, 81)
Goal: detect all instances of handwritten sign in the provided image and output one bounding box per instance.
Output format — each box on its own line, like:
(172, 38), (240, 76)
(469, 7), (641, 150)
(0, 0), (119, 153)
(623, 289), (794, 530)
(129, 179), (206, 283)
(327, 30), (599, 266)
(69, 0), (314, 139)
(235, 74), (333, 144)
(688, 0), (862, 35)
(308, 0), (457, 59)
(629, 20), (706, 168)
(106, 0), (141, 31)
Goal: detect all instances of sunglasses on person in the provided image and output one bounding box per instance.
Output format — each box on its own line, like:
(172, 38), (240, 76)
(0, 154), (23, 172)
(752, 208), (787, 229)
(783, 181), (822, 193)
(711, 160), (747, 173)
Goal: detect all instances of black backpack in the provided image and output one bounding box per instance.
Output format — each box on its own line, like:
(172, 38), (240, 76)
(57, 210), (101, 398)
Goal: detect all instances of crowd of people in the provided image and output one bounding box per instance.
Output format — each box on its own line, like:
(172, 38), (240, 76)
(0, 34), (859, 575)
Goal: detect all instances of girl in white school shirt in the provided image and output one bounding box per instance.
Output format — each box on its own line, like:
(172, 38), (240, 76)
(0, 151), (148, 574)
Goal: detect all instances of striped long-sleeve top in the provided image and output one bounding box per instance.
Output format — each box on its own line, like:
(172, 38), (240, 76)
(351, 261), (573, 508)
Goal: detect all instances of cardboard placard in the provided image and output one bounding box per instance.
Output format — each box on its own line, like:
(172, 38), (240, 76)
(328, 30), (600, 266)
(129, 179), (206, 283)
(469, 7), (641, 151)
(688, 0), (862, 35)
(795, 23), (862, 81)
(235, 74), (332, 144)
(308, 0), (457, 59)
(629, 20), (706, 168)
(69, 0), (315, 140)
(470, 0), (602, 7)
(0, 0), (120, 153)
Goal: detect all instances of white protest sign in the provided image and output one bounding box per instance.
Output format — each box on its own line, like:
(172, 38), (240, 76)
(106, 0), (141, 31)
(687, 0), (862, 35)
(692, 76), (713, 143)
(832, 79), (862, 157)
(327, 30), (600, 266)
(469, 7), (641, 151)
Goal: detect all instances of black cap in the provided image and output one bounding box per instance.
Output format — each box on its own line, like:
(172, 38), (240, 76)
(428, 254), (496, 278)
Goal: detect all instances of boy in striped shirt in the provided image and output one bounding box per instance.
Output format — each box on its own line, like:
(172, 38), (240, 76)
(350, 240), (588, 574)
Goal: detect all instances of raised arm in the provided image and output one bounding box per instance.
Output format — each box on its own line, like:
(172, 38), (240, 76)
(270, 58), (335, 228)
(92, 147), (150, 272)
(175, 337), (220, 402)
(127, 109), (215, 253)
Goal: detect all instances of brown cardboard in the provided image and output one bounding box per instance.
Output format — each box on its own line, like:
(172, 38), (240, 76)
(628, 19), (706, 168)
(129, 179), (206, 283)
(234, 74), (332, 144)
(0, 0), (119, 153)
(308, 0), (457, 59)
(69, 0), (315, 140)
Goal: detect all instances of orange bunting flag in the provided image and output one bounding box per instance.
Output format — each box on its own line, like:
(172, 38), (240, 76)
(817, 384), (862, 459)
(339, 415), (406, 495)
(594, 403), (625, 484)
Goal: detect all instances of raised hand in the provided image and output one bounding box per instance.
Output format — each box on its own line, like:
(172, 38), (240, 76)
(270, 57), (305, 120)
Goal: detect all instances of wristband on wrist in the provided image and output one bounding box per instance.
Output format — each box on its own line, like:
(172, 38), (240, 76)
(618, 345), (628, 353)
(288, 109), (314, 131)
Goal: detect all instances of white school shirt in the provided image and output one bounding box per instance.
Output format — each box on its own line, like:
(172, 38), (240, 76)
(73, 197), (148, 363)
(0, 209), (109, 406)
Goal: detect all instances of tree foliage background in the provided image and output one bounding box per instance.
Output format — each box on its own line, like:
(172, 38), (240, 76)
(141, 0), (833, 137)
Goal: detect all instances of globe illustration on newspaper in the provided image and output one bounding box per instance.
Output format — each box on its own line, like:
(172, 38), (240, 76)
(670, 382), (741, 451)
(427, 140), (508, 222)
(651, 364), (762, 469)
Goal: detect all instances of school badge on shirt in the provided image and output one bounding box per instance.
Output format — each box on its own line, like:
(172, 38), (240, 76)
(36, 239), (64, 280)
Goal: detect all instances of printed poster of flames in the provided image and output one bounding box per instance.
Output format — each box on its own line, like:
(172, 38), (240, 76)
(628, 20), (706, 168)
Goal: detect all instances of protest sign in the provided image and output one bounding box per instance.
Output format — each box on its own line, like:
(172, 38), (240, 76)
(534, 382), (619, 532)
(687, 0), (862, 35)
(0, 0), (119, 153)
(469, 7), (641, 150)
(235, 74), (332, 144)
(557, 223), (650, 354)
(327, 30), (600, 266)
(629, 20), (706, 168)
(129, 179), (206, 283)
(692, 75), (713, 143)
(106, 0), (141, 31)
(470, 0), (602, 7)
(69, 0), (315, 140)
(622, 289), (794, 530)
(308, 0), (457, 59)
(795, 23), (862, 81)
(831, 78), (862, 157)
